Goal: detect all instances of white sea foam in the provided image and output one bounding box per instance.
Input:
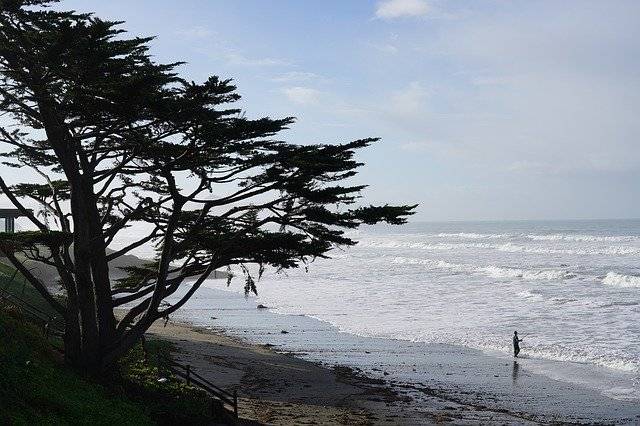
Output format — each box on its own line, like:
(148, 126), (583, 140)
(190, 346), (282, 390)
(481, 265), (568, 280)
(359, 240), (497, 251)
(392, 257), (471, 273)
(200, 221), (640, 401)
(516, 289), (544, 301)
(432, 231), (640, 243)
(371, 328), (640, 375)
(393, 257), (570, 281)
(602, 246), (640, 255)
(523, 347), (640, 374)
(495, 343), (640, 374)
(361, 239), (640, 257)
(603, 387), (640, 401)
(360, 241), (455, 250)
(525, 233), (637, 242)
(497, 243), (640, 256)
(602, 272), (640, 288)
(436, 232), (508, 239)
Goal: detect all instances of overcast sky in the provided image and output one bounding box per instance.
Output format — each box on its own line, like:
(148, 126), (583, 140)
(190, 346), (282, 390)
(10, 0), (640, 221)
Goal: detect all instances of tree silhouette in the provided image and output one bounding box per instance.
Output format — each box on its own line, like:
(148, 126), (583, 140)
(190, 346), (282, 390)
(0, 0), (415, 375)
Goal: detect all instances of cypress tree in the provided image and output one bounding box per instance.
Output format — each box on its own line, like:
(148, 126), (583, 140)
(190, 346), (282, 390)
(0, 0), (415, 374)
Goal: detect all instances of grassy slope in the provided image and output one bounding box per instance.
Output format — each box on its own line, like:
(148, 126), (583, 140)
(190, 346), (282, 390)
(0, 310), (153, 425)
(0, 261), (228, 425)
(0, 261), (58, 316)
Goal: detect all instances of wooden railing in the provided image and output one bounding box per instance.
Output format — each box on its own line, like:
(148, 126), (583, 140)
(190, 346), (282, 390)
(168, 360), (238, 422)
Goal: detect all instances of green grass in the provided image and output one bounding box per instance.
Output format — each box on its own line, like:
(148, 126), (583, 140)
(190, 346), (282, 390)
(0, 261), (230, 425)
(0, 309), (154, 425)
(119, 340), (225, 424)
(0, 260), (62, 319)
(0, 309), (223, 425)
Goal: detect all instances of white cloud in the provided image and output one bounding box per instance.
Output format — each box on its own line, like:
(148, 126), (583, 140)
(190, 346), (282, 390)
(270, 71), (321, 83)
(191, 44), (289, 68)
(400, 140), (435, 152)
(375, 0), (430, 19)
(283, 86), (322, 105)
(225, 52), (287, 67)
(370, 42), (399, 54)
(178, 28), (288, 67)
(175, 26), (213, 39)
(390, 82), (428, 115)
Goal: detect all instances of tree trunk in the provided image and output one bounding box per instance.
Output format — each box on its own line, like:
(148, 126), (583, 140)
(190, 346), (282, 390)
(63, 300), (82, 366)
(21, 86), (125, 376)
(69, 177), (117, 375)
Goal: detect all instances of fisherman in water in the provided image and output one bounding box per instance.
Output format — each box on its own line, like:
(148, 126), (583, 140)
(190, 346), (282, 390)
(513, 331), (523, 357)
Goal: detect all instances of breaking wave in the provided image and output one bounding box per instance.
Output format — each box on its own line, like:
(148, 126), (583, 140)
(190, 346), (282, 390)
(516, 289), (544, 301)
(393, 257), (570, 281)
(436, 232), (507, 239)
(359, 239), (640, 257)
(428, 232), (640, 243)
(481, 265), (569, 280)
(496, 243), (640, 256)
(602, 272), (640, 288)
(525, 234), (638, 242)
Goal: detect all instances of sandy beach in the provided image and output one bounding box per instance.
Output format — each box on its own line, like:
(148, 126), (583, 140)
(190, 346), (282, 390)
(147, 319), (544, 425)
(152, 285), (640, 425)
(148, 320), (389, 425)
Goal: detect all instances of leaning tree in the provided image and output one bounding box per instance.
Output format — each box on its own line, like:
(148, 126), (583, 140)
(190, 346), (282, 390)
(0, 0), (415, 375)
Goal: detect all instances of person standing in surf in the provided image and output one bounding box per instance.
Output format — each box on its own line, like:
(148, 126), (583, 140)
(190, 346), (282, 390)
(513, 331), (523, 357)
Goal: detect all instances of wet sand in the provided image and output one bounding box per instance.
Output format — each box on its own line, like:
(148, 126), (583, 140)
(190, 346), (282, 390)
(154, 285), (640, 425)
(147, 320), (541, 425)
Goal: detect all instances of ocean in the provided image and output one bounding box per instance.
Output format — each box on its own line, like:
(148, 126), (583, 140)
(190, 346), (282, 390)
(117, 219), (640, 404)
(195, 219), (639, 402)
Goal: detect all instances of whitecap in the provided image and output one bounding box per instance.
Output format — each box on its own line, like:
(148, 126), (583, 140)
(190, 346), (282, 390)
(602, 272), (640, 288)
(435, 232), (508, 239)
(481, 265), (567, 281)
(526, 234), (637, 242)
(393, 258), (570, 281)
(517, 289), (544, 301)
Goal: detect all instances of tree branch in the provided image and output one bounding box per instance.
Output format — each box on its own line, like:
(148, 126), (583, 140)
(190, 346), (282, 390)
(0, 250), (66, 315)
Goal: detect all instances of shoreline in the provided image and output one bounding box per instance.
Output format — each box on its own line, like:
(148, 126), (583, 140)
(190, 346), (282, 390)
(159, 284), (640, 425)
(147, 318), (542, 425)
(147, 320), (398, 425)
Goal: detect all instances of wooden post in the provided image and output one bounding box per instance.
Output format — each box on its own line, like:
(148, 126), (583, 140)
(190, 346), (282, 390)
(233, 390), (238, 419)
(186, 365), (191, 385)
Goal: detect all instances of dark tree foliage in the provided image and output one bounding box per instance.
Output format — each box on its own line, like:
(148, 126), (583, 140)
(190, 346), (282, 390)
(0, 0), (416, 374)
